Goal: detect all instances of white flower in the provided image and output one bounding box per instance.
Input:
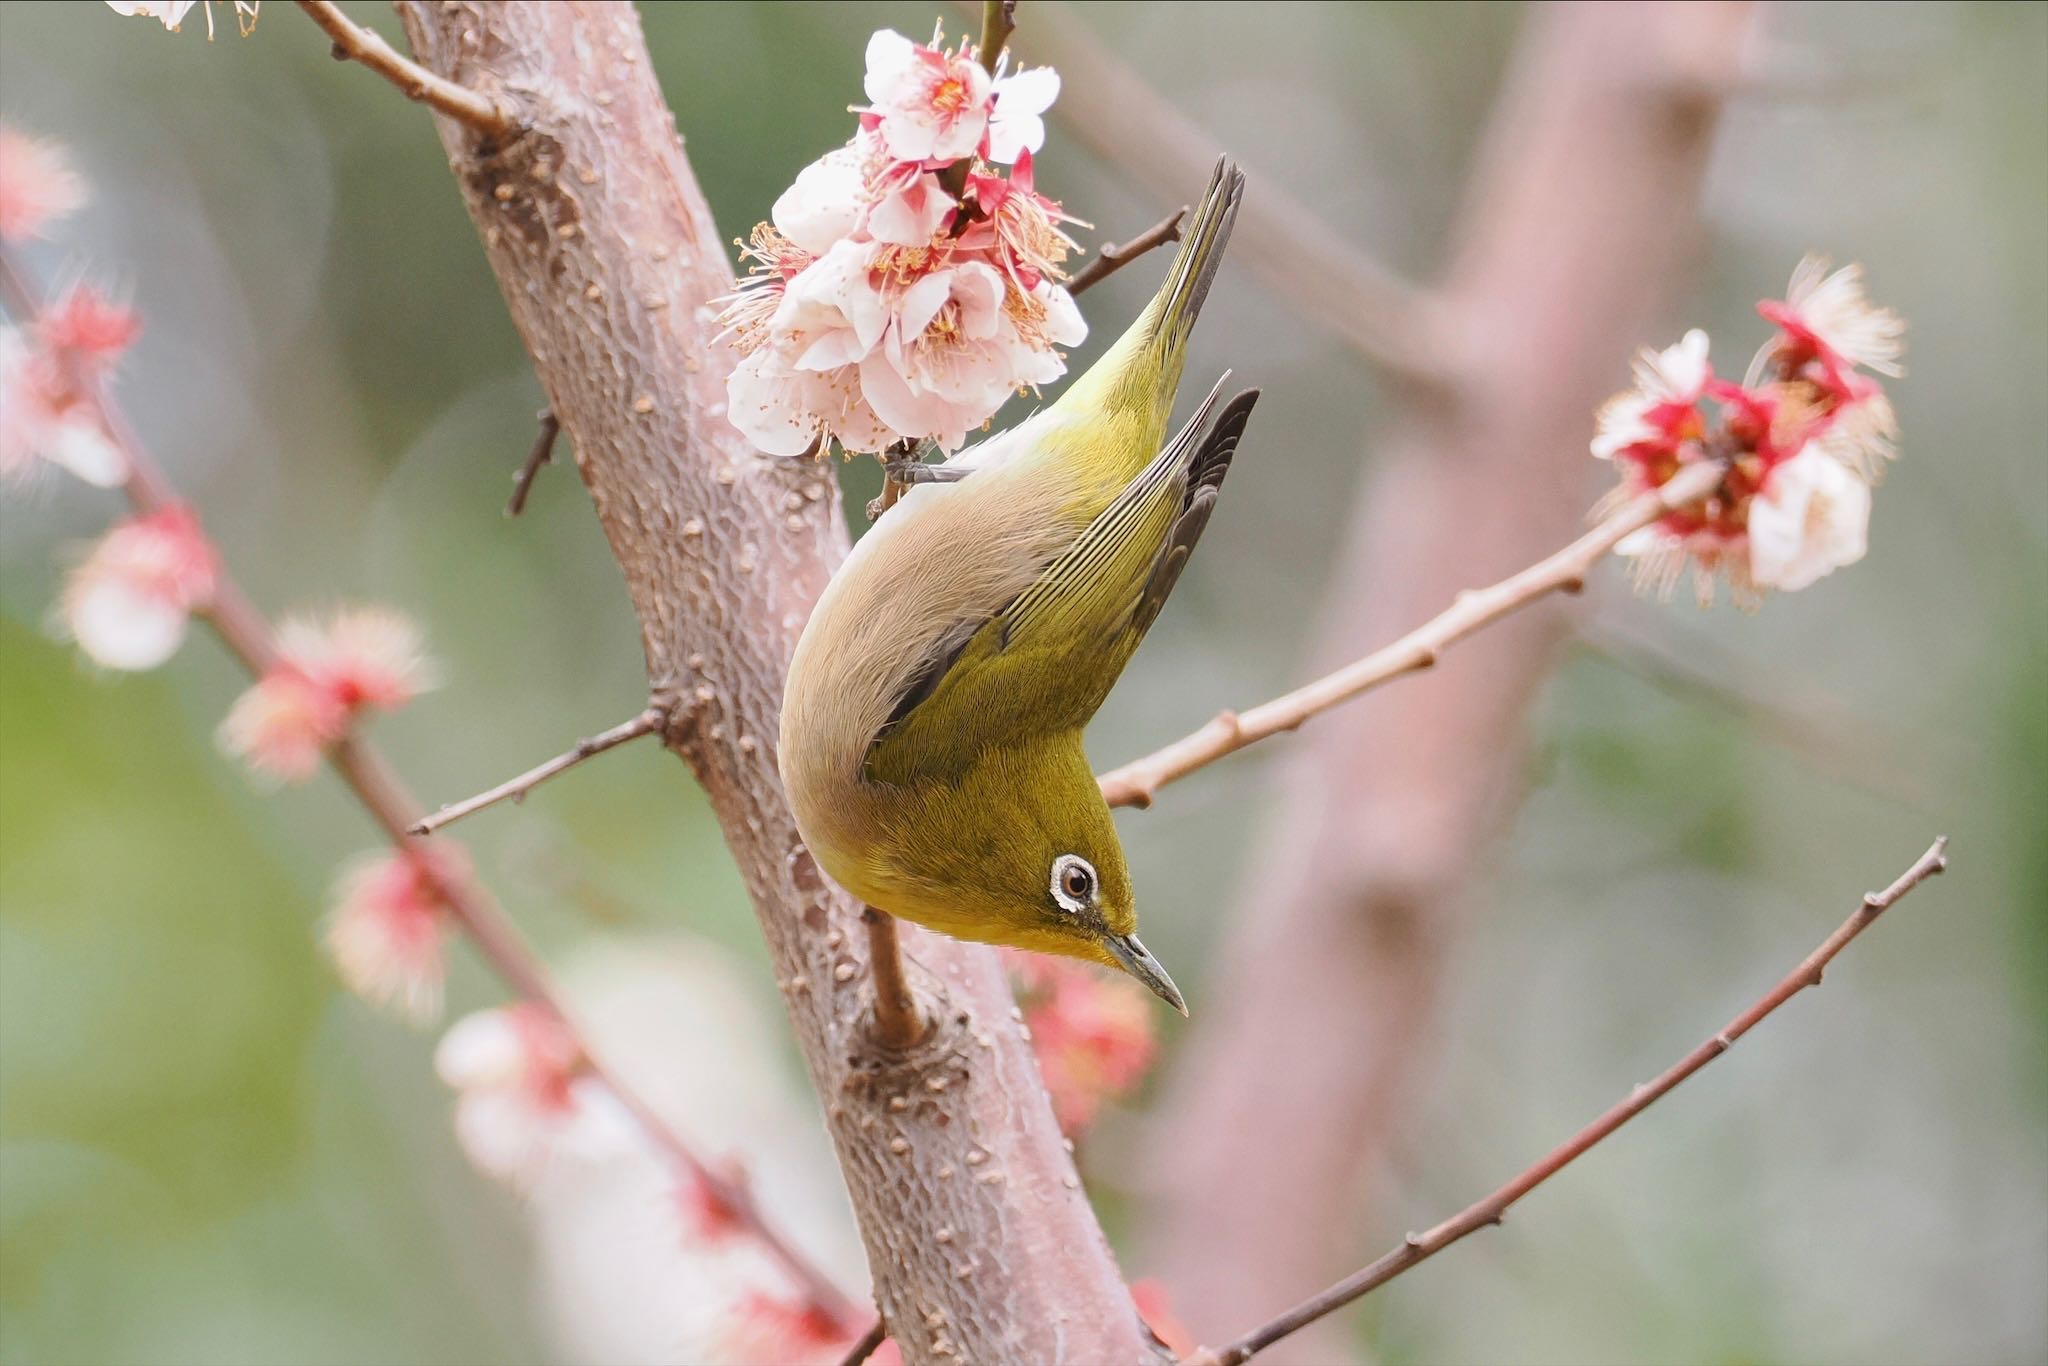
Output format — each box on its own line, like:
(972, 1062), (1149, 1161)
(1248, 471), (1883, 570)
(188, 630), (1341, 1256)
(1748, 444), (1870, 591)
(858, 257), (1015, 449)
(770, 143), (868, 256)
(1592, 328), (1711, 461)
(1763, 255), (1905, 380)
(60, 506), (217, 671)
(105, 0), (261, 39)
(987, 65), (1060, 164)
(862, 28), (994, 164)
(867, 162), (956, 246)
(104, 0), (199, 28)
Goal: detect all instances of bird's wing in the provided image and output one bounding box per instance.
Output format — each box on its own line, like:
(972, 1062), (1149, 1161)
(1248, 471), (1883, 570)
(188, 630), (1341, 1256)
(865, 383), (1259, 787)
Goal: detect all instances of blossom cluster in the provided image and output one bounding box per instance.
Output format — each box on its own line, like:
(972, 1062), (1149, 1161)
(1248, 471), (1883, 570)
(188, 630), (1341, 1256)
(1, 122), (456, 1021)
(1008, 951), (1160, 1134)
(1596, 256), (1906, 606)
(721, 25), (1083, 457)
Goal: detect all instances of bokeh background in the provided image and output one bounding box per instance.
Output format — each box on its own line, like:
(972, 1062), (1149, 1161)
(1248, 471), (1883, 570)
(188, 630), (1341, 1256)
(1, 2), (2042, 1364)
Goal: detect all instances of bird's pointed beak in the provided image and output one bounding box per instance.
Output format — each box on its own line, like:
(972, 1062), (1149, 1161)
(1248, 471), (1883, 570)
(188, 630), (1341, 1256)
(1106, 933), (1188, 1016)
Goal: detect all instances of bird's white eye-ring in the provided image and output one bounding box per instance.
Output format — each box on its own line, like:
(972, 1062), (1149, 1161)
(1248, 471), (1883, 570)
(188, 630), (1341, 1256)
(1050, 854), (1097, 914)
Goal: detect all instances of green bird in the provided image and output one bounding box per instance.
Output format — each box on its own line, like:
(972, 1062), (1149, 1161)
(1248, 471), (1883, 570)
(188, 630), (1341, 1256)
(779, 158), (1256, 1013)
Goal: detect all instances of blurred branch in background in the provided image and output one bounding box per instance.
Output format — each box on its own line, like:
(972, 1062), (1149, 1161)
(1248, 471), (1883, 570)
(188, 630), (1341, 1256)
(1136, 4), (1755, 1356)
(1186, 836), (1951, 1366)
(1013, 1), (1452, 387)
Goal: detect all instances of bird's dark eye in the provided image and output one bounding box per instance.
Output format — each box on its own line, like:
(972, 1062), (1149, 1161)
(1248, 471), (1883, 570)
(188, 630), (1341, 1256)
(1050, 854), (1097, 913)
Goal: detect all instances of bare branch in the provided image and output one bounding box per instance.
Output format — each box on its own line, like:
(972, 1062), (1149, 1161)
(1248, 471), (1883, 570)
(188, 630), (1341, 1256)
(295, 1), (516, 138)
(1098, 460), (1728, 809)
(506, 408), (560, 517)
(1066, 208), (1187, 297)
(837, 1316), (889, 1366)
(409, 705), (668, 836)
(1185, 837), (1952, 1366)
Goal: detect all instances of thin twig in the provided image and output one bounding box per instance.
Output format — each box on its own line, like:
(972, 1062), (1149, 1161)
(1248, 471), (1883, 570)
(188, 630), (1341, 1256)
(409, 705), (667, 836)
(506, 408), (560, 517)
(836, 1315), (889, 1366)
(295, 0), (516, 139)
(862, 908), (927, 1049)
(1185, 836), (1951, 1366)
(1066, 208), (1187, 297)
(0, 251), (860, 1335)
(1098, 460), (1729, 809)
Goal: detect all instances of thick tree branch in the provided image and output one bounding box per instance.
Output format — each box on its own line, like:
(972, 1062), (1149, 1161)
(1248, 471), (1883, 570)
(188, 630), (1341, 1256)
(294, 0), (515, 138)
(0, 250), (857, 1333)
(393, 6), (1150, 1362)
(1097, 460), (1727, 809)
(409, 704), (667, 836)
(1184, 837), (1951, 1366)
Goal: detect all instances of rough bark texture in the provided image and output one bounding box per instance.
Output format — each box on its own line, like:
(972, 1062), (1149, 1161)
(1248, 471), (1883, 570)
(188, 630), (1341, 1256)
(1141, 5), (1752, 1360)
(393, 6), (1151, 1362)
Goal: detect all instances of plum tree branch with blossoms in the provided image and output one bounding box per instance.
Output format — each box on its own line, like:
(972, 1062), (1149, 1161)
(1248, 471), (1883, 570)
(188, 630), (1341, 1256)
(0, 214), (861, 1341)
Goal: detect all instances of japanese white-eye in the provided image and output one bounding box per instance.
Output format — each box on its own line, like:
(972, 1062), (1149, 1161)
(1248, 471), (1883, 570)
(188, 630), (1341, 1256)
(779, 159), (1256, 1014)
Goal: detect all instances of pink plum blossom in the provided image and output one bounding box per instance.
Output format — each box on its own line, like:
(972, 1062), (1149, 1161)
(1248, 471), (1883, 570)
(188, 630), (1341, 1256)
(39, 283), (141, 365)
(435, 1003), (633, 1186)
(217, 667), (349, 782)
(861, 28), (994, 164)
(217, 606), (437, 782)
(718, 1293), (852, 1366)
(1008, 951), (1159, 1134)
(325, 844), (470, 1024)
(0, 126), (86, 244)
(60, 505), (218, 670)
(0, 329), (127, 487)
(105, 1), (261, 39)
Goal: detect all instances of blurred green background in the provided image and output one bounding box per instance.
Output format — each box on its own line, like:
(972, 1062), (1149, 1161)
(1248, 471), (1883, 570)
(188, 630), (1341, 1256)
(0, 2), (2042, 1364)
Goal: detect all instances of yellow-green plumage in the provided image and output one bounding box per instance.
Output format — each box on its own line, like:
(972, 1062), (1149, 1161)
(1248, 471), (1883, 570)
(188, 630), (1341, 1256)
(779, 159), (1256, 1013)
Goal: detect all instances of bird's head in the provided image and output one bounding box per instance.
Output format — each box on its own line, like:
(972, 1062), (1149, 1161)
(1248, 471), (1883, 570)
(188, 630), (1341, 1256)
(884, 749), (1187, 1014)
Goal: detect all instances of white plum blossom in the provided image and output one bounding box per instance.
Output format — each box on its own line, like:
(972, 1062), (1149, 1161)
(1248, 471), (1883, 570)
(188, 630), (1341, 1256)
(1592, 328), (1711, 462)
(862, 28), (994, 164)
(987, 64), (1061, 164)
(60, 505), (218, 670)
(104, 0), (261, 39)
(721, 27), (1083, 456)
(1747, 444), (1870, 591)
(1597, 260), (1904, 607)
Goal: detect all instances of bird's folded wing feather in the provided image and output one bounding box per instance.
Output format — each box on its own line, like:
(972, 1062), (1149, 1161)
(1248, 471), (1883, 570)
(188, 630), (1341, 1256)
(864, 384), (1259, 787)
